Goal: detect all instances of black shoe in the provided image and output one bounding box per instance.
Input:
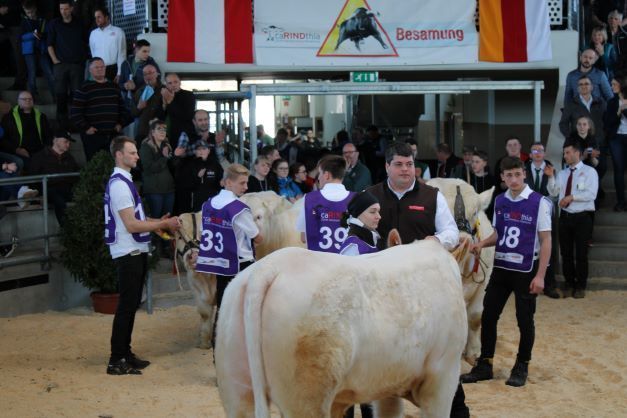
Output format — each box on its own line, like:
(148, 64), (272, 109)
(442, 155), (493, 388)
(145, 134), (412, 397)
(561, 283), (573, 298)
(460, 357), (493, 383)
(505, 361), (528, 387)
(106, 358), (142, 375)
(573, 288), (586, 299)
(127, 352), (151, 369)
(543, 287), (560, 299)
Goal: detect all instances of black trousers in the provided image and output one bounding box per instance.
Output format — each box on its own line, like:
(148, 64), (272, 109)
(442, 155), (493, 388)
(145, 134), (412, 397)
(480, 265), (538, 363)
(53, 62), (84, 129)
(559, 211), (593, 290)
(545, 208), (559, 291)
(47, 187), (73, 227)
(81, 132), (116, 162)
(110, 252), (147, 361)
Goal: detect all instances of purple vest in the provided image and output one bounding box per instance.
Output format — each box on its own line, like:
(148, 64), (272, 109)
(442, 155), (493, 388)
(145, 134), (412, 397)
(339, 235), (378, 255)
(104, 173), (151, 245)
(196, 198), (250, 276)
(304, 190), (355, 253)
(494, 191), (544, 272)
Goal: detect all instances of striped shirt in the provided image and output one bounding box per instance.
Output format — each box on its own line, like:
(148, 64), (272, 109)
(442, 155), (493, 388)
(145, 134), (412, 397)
(70, 81), (129, 133)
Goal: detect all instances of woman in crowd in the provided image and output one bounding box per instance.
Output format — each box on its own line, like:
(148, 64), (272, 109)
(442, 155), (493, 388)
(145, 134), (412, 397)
(569, 116), (600, 168)
(289, 162), (312, 194)
(272, 158), (302, 202)
(247, 156), (278, 193)
(587, 27), (617, 80)
(468, 150), (496, 194)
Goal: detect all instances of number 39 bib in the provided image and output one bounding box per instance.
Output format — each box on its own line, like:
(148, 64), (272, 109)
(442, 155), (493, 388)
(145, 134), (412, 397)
(493, 192), (543, 272)
(196, 198), (250, 276)
(304, 190), (354, 253)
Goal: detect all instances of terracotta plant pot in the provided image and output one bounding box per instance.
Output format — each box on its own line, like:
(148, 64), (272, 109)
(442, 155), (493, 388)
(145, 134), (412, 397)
(90, 292), (119, 315)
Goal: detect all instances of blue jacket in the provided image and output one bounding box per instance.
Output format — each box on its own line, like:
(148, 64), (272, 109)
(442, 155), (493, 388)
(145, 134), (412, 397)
(277, 177), (302, 200)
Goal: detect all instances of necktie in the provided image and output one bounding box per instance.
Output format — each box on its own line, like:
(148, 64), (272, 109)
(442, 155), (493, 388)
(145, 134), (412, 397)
(534, 168), (541, 191)
(565, 167), (576, 197)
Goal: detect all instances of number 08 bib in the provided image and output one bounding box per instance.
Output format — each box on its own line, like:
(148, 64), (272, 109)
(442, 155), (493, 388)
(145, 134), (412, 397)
(304, 190), (355, 253)
(196, 198), (250, 276)
(493, 192), (543, 272)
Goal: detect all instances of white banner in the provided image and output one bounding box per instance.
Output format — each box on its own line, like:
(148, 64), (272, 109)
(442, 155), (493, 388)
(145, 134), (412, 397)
(254, 0), (478, 66)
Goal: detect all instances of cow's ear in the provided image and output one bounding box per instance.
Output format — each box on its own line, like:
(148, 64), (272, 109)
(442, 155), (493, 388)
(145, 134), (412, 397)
(478, 187), (494, 211)
(387, 229), (402, 247)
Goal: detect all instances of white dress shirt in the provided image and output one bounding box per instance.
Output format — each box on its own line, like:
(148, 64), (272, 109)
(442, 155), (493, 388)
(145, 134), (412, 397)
(547, 161), (598, 213)
(296, 183), (351, 233)
(89, 24), (126, 75)
(529, 161), (546, 187)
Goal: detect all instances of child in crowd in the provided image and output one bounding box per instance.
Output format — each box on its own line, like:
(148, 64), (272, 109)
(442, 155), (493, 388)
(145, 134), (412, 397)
(289, 162), (312, 194)
(247, 156), (277, 193)
(272, 158), (302, 202)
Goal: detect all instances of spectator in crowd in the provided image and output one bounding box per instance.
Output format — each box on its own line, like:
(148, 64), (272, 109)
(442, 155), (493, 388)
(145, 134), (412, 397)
(0, 0), (27, 90)
(304, 129), (321, 149)
(494, 136), (529, 193)
(342, 142), (372, 192)
(70, 57), (129, 161)
(564, 49), (613, 103)
(88, 7), (125, 83)
(272, 158), (302, 202)
(159, 73), (196, 149)
(20, 0), (55, 103)
(547, 140), (598, 299)
(366, 125), (386, 181)
(586, 27), (617, 80)
(461, 145), (476, 183)
(406, 139), (431, 183)
(119, 39), (160, 103)
(28, 129), (79, 226)
(132, 64), (163, 141)
(178, 139), (223, 212)
(593, 2), (627, 30)
(290, 162), (312, 194)
(259, 144), (280, 164)
(560, 75), (606, 147)
(256, 124), (274, 146)
(274, 127), (289, 155)
(246, 156), (277, 194)
(174, 109), (219, 158)
(47, 0), (88, 130)
(1, 90), (52, 169)
(435, 142), (464, 179)
(524, 142), (560, 299)
(570, 116), (602, 169)
(603, 81), (627, 210)
(468, 150), (495, 195)
(331, 129), (351, 155)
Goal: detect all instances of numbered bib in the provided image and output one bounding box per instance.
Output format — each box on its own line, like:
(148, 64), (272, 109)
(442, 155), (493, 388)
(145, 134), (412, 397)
(304, 190), (355, 253)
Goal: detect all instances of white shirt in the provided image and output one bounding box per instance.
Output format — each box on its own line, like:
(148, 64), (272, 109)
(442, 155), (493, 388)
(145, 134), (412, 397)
(387, 179), (460, 250)
(547, 161), (598, 213)
(208, 189), (259, 262)
(618, 113), (627, 135)
(89, 24), (126, 75)
(108, 167), (149, 259)
(492, 185), (552, 255)
(579, 94), (593, 112)
(296, 183), (350, 232)
(339, 217), (381, 256)
(529, 161), (546, 186)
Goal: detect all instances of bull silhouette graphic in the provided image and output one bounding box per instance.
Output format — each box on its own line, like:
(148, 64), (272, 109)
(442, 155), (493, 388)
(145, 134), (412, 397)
(335, 7), (388, 51)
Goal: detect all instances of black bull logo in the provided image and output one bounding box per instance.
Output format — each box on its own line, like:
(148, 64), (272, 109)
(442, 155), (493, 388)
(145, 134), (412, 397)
(335, 7), (389, 51)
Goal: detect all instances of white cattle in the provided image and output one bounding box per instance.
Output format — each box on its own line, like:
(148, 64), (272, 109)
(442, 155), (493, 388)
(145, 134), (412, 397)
(427, 178), (495, 362)
(215, 241), (468, 418)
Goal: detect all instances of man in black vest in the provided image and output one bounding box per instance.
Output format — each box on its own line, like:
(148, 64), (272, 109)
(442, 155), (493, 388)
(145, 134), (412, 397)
(524, 142), (560, 298)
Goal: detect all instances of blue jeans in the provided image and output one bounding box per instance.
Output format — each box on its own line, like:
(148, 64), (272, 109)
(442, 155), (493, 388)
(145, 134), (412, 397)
(0, 171), (20, 201)
(24, 53), (55, 96)
(145, 192), (175, 218)
(609, 134), (627, 204)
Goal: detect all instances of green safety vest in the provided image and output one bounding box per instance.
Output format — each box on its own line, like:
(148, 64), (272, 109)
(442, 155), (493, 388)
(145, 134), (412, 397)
(12, 105), (42, 147)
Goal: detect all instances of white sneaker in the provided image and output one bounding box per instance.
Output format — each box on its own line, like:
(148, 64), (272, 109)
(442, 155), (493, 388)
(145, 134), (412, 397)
(17, 186), (39, 209)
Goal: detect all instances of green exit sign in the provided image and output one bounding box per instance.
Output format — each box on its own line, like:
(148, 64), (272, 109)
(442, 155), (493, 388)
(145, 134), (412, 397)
(351, 71), (379, 83)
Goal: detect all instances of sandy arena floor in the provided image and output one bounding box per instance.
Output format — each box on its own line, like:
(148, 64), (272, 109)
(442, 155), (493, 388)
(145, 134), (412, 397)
(1, 290), (626, 418)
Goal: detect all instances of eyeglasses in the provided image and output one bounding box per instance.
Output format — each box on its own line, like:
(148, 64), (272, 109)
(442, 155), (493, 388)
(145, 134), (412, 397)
(531, 149), (544, 154)
(343, 151), (356, 155)
(277, 167), (289, 171)
(154, 127), (167, 132)
(18, 97), (33, 101)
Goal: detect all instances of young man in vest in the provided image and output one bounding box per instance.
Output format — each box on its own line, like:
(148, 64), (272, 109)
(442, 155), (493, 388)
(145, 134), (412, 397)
(193, 163), (263, 348)
(296, 154), (354, 253)
(462, 156), (552, 387)
(105, 136), (180, 375)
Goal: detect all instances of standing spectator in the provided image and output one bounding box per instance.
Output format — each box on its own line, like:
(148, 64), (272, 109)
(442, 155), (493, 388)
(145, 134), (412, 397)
(119, 39), (160, 112)
(272, 158), (301, 203)
(70, 57), (129, 161)
(179, 140), (223, 212)
(461, 145), (476, 183)
(47, 0), (88, 130)
(290, 162), (312, 194)
(246, 156), (277, 194)
(20, 0), (55, 102)
(342, 142), (372, 192)
(564, 49), (614, 103)
(570, 116), (602, 168)
(586, 27), (618, 80)
(1, 90), (52, 169)
(468, 150), (495, 194)
(547, 141), (598, 298)
(174, 109), (217, 158)
(159, 72), (196, 149)
(435, 142), (464, 179)
(28, 129), (79, 226)
(406, 139), (431, 183)
(559, 75), (606, 147)
(256, 124), (274, 146)
(524, 142), (560, 299)
(604, 80), (627, 210)
(132, 64), (163, 141)
(0, 0), (27, 90)
(88, 7), (125, 83)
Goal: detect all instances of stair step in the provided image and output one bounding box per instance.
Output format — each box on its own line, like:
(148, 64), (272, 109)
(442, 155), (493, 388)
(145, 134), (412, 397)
(588, 260), (627, 279)
(588, 243), (627, 261)
(592, 225), (627, 243)
(593, 209), (627, 227)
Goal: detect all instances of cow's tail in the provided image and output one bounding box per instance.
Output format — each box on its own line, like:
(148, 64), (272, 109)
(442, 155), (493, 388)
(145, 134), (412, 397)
(244, 263), (278, 418)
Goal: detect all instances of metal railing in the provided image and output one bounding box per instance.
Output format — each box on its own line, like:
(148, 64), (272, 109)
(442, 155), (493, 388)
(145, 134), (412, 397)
(0, 172), (80, 269)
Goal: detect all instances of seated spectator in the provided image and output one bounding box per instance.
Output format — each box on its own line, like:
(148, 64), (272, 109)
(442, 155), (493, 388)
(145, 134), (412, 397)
(20, 0), (55, 102)
(139, 119), (175, 219)
(158, 73), (196, 149)
(0, 91), (52, 169)
(272, 158), (302, 202)
(132, 64), (163, 141)
(290, 162), (312, 194)
(586, 27), (618, 81)
(119, 39), (160, 110)
(0, 155), (38, 209)
(435, 143), (464, 178)
(246, 156), (277, 193)
(467, 150), (495, 194)
(28, 129), (79, 226)
(405, 139), (431, 184)
(342, 142), (372, 192)
(176, 139), (223, 212)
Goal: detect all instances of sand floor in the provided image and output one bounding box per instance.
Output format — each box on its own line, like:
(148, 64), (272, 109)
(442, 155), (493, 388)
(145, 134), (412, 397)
(1, 290), (626, 418)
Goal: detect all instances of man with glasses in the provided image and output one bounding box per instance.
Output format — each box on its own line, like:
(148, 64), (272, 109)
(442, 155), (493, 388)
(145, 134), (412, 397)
(564, 49), (613, 103)
(342, 142), (372, 192)
(560, 75), (606, 144)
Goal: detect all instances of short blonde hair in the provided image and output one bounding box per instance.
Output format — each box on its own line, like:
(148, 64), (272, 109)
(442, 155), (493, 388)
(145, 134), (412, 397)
(223, 163), (250, 181)
(591, 27), (608, 43)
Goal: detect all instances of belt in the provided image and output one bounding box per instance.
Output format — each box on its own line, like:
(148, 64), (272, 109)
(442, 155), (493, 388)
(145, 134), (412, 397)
(560, 211), (591, 218)
(128, 249), (142, 256)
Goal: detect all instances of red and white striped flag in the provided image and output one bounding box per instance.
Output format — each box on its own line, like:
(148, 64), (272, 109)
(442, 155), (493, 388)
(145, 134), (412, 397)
(167, 0), (253, 64)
